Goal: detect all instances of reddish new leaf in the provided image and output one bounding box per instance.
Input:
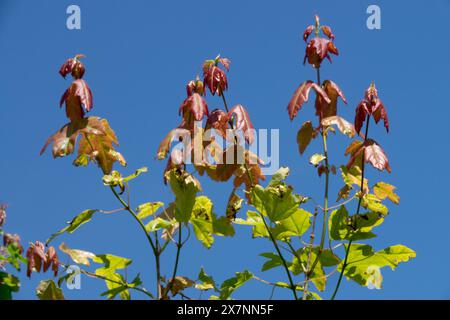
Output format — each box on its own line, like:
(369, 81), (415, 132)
(354, 83), (389, 134)
(372, 100), (389, 133)
(315, 80), (347, 121)
(157, 128), (191, 160)
(354, 101), (370, 135)
(364, 141), (391, 173)
(59, 54), (85, 79)
(203, 64), (228, 96)
(26, 241), (47, 277)
(205, 109), (229, 139)
(43, 246), (59, 277)
(186, 78), (205, 96)
(219, 57), (231, 71)
(288, 80), (330, 120)
(228, 104), (255, 144)
(347, 139), (391, 173)
(304, 37), (339, 68)
(303, 25), (315, 42)
(60, 79), (93, 121)
(321, 26), (335, 40)
(179, 93), (209, 122)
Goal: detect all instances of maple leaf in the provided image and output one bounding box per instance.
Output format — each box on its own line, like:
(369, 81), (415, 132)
(347, 139), (391, 173)
(288, 81), (330, 120)
(186, 78), (205, 96)
(205, 109), (230, 140)
(203, 58), (229, 96)
(59, 54), (86, 79)
(179, 93), (209, 122)
(228, 104), (255, 144)
(76, 119), (126, 174)
(60, 79), (93, 121)
(315, 80), (347, 121)
(355, 82), (389, 134)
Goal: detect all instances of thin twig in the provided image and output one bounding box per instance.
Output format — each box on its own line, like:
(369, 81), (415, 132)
(331, 114), (371, 300)
(163, 224), (183, 298)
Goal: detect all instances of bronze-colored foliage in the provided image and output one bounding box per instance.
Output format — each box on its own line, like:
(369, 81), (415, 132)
(288, 80), (330, 121)
(315, 80), (347, 121)
(26, 241), (59, 278)
(355, 82), (389, 134)
(228, 104), (255, 144)
(41, 56), (125, 174)
(303, 15), (339, 68)
(347, 139), (391, 173)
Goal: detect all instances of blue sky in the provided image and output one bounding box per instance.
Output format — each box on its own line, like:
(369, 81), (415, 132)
(1, 0), (449, 300)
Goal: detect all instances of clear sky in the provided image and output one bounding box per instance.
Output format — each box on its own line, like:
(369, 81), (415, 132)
(1, 0), (449, 300)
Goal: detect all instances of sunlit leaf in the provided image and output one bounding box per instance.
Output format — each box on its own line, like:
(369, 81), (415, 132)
(195, 268), (217, 291)
(59, 243), (95, 266)
(341, 244), (415, 287)
(36, 280), (64, 300)
(309, 153), (326, 167)
(46, 209), (98, 245)
(272, 209), (311, 240)
(137, 202), (164, 220)
(321, 116), (355, 138)
(250, 184), (300, 222)
(373, 182), (400, 204)
(288, 80), (330, 120)
(219, 270), (253, 300)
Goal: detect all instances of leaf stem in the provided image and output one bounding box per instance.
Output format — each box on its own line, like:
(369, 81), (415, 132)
(109, 185), (161, 299)
(330, 114), (371, 300)
(302, 208), (318, 299)
(303, 67), (329, 295)
(219, 85), (255, 187)
(259, 213), (298, 300)
(66, 265), (155, 299)
(162, 223), (183, 298)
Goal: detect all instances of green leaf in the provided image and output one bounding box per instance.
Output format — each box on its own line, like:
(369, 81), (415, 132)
(94, 254), (133, 300)
(329, 206), (382, 241)
(234, 210), (269, 238)
(268, 167), (290, 187)
(361, 194), (389, 215)
(192, 196), (213, 221)
(36, 280), (64, 300)
(99, 273), (130, 300)
(289, 248), (330, 291)
(168, 170), (200, 222)
(94, 254), (132, 275)
(219, 270), (253, 300)
(0, 272), (20, 299)
(212, 216), (235, 237)
(145, 217), (175, 233)
(309, 153), (326, 167)
(137, 202), (164, 220)
(191, 218), (214, 248)
(272, 208), (311, 240)
(59, 243), (96, 266)
(250, 184), (299, 222)
(297, 121), (315, 155)
(46, 209), (98, 245)
(290, 248), (339, 291)
(259, 253), (291, 272)
(195, 268), (217, 291)
(341, 244), (416, 287)
(373, 182), (400, 204)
